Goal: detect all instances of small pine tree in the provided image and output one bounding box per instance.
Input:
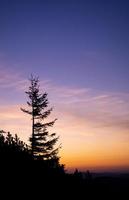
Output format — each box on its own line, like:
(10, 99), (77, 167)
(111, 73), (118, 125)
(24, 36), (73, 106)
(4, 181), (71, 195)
(21, 75), (59, 160)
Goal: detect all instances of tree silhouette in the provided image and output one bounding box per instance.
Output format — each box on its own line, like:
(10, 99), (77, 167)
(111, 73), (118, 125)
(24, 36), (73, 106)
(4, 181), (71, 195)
(21, 75), (59, 160)
(0, 130), (31, 161)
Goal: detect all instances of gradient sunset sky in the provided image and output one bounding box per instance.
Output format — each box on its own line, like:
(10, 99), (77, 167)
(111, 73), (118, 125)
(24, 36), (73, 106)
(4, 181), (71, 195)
(0, 0), (129, 172)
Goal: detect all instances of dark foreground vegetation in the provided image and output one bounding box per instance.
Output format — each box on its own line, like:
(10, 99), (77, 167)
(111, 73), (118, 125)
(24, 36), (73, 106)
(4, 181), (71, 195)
(0, 131), (129, 199)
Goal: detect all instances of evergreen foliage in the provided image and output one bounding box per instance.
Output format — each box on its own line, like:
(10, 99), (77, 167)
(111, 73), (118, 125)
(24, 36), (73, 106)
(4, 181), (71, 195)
(0, 130), (31, 161)
(21, 75), (59, 160)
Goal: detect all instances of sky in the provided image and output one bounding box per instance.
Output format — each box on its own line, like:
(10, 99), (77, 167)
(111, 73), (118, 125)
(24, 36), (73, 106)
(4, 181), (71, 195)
(0, 0), (129, 172)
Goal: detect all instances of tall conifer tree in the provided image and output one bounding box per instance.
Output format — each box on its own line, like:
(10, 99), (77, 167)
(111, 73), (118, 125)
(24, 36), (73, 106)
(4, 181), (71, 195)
(21, 75), (59, 160)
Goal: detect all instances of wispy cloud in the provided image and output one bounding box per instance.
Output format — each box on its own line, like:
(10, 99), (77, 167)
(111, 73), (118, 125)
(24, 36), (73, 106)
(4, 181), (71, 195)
(43, 84), (129, 131)
(0, 67), (26, 89)
(0, 67), (51, 92)
(1, 68), (129, 133)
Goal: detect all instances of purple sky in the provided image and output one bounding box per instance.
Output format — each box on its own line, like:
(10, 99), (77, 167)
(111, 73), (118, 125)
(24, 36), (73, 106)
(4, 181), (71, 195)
(0, 0), (129, 92)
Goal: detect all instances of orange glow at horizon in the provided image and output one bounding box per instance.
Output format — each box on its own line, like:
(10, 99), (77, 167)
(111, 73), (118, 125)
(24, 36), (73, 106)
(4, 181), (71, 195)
(60, 149), (129, 172)
(59, 132), (129, 171)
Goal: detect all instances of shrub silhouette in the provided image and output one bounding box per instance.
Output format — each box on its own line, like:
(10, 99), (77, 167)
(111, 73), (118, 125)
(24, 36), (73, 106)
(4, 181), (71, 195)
(0, 130), (31, 162)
